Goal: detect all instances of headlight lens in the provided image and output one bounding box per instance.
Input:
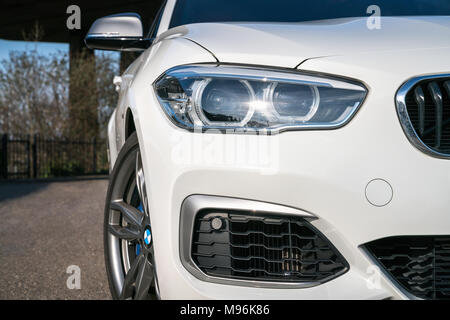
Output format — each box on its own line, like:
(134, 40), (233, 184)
(154, 65), (367, 132)
(270, 83), (319, 122)
(195, 79), (255, 126)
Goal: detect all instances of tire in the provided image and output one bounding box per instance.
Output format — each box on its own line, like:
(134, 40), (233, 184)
(104, 132), (158, 300)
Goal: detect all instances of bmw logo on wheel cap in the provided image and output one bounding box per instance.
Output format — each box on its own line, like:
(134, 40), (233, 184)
(144, 228), (152, 246)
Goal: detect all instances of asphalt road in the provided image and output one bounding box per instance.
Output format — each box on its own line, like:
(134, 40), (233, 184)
(0, 178), (111, 299)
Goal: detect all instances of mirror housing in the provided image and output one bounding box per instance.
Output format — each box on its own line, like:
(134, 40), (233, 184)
(85, 13), (152, 51)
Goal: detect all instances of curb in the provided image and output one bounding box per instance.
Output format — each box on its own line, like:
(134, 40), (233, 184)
(0, 175), (109, 184)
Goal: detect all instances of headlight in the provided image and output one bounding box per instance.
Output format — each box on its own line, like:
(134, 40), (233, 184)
(154, 65), (367, 132)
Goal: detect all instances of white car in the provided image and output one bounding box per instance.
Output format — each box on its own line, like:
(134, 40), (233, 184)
(85, 0), (450, 300)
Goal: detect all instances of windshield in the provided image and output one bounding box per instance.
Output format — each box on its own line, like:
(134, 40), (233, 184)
(170, 0), (450, 28)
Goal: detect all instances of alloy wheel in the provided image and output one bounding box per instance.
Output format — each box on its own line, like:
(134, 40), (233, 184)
(107, 150), (158, 300)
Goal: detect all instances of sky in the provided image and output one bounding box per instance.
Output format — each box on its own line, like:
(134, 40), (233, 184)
(0, 39), (68, 61)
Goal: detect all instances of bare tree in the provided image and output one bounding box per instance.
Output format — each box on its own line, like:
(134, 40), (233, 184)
(0, 49), (69, 136)
(0, 47), (118, 138)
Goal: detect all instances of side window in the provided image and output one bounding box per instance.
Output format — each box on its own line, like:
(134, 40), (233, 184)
(148, 1), (167, 38)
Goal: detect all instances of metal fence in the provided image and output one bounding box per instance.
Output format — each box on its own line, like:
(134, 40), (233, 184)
(0, 133), (109, 179)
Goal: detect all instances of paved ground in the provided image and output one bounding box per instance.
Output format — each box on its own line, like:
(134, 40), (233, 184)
(0, 178), (111, 299)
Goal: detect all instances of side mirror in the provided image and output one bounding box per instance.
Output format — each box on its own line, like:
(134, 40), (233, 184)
(85, 13), (152, 51)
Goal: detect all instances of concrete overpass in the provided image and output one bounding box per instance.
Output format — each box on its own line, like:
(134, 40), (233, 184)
(0, 0), (162, 57)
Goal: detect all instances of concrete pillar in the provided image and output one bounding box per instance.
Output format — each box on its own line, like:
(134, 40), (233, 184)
(120, 52), (140, 74)
(68, 30), (98, 139)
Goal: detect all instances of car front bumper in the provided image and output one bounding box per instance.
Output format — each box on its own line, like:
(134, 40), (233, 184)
(136, 90), (449, 299)
(128, 45), (450, 299)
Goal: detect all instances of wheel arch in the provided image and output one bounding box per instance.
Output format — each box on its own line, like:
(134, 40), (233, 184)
(125, 108), (136, 140)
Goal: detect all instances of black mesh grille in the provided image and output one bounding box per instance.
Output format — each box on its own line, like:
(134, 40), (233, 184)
(365, 236), (450, 300)
(404, 77), (450, 153)
(191, 211), (348, 283)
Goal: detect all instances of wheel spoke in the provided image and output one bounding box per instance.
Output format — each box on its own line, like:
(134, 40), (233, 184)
(110, 200), (143, 228)
(134, 253), (154, 300)
(111, 148), (156, 300)
(120, 253), (143, 300)
(135, 151), (148, 215)
(108, 225), (140, 240)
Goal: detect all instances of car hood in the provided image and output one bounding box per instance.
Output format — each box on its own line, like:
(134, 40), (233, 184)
(160, 16), (450, 69)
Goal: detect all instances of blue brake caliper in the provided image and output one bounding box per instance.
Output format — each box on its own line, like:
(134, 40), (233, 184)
(136, 202), (144, 255)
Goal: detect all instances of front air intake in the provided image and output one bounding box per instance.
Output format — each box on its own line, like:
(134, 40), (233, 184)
(191, 211), (348, 285)
(365, 236), (450, 300)
(397, 74), (450, 158)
